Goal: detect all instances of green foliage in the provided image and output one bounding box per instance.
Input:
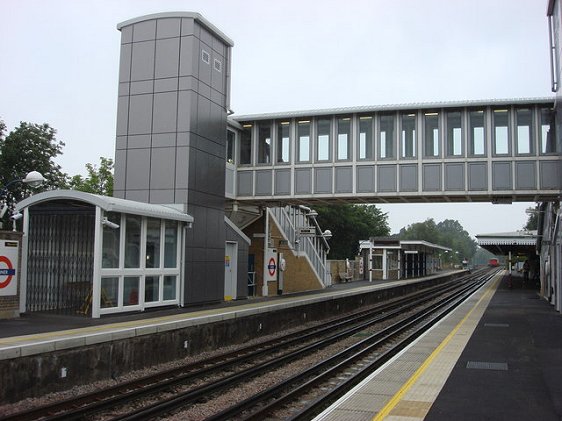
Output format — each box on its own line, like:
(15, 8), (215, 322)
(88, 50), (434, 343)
(399, 218), (477, 264)
(315, 204), (390, 259)
(524, 205), (538, 231)
(0, 120), (66, 203)
(68, 157), (114, 196)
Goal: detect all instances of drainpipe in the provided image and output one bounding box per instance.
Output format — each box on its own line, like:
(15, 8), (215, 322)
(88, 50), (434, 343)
(262, 208), (269, 297)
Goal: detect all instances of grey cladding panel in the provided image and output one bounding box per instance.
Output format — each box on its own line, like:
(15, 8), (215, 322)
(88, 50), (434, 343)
(315, 168), (333, 194)
(175, 146), (189, 189)
(131, 41), (155, 81)
(492, 162), (512, 190)
(153, 92), (178, 133)
(130, 80), (153, 95)
(156, 18), (181, 39)
(120, 26), (133, 44)
(150, 189), (175, 204)
(275, 169), (291, 195)
(468, 162), (487, 190)
(181, 18), (196, 36)
(255, 170), (273, 196)
(399, 164), (418, 192)
(127, 134), (151, 149)
(515, 161), (536, 190)
(238, 172), (253, 196)
(118, 43), (132, 82)
(177, 91), (196, 132)
(378, 165), (397, 192)
(126, 189), (149, 203)
(155, 37), (180, 79)
(357, 166), (375, 193)
(540, 161), (562, 189)
(152, 133), (176, 148)
(114, 149), (127, 191)
(150, 147), (176, 189)
(116, 96), (129, 136)
(423, 164), (441, 191)
(154, 77), (179, 93)
(128, 94), (153, 135)
(335, 167), (353, 193)
(126, 149), (151, 190)
(295, 169), (312, 194)
(179, 36), (195, 76)
(133, 20), (156, 42)
(445, 163), (464, 191)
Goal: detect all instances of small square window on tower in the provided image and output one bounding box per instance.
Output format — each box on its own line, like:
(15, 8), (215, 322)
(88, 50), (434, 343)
(214, 58), (222, 72)
(201, 49), (210, 64)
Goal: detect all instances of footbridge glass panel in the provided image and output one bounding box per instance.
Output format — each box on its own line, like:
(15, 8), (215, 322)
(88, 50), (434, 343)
(227, 98), (559, 204)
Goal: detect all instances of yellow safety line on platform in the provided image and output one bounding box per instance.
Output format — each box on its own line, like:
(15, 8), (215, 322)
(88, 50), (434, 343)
(372, 274), (500, 421)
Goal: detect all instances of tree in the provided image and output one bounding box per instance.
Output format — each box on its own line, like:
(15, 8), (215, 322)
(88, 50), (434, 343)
(68, 157), (114, 196)
(399, 218), (477, 264)
(315, 204), (390, 259)
(524, 205), (539, 231)
(0, 121), (66, 203)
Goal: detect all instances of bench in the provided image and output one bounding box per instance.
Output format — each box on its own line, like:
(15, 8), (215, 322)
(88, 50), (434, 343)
(338, 272), (352, 283)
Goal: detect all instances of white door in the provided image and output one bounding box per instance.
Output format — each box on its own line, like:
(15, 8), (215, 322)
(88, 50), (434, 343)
(224, 242), (238, 301)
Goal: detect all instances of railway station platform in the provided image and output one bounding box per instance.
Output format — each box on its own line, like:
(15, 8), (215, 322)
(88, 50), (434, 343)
(0, 271), (463, 403)
(315, 271), (562, 421)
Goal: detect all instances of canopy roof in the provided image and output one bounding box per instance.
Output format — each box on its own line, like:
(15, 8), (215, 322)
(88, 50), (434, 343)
(15, 190), (194, 223)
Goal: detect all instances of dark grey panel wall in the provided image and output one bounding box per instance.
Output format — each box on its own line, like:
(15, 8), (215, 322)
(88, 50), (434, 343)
(275, 169), (291, 195)
(315, 168), (333, 194)
(468, 162), (487, 190)
(423, 164), (441, 191)
(255, 170), (273, 195)
(445, 163), (464, 190)
(378, 165), (397, 192)
(515, 162), (536, 190)
(492, 162), (512, 190)
(335, 167), (353, 193)
(295, 169), (312, 194)
(399, 164), (417, 192)
(540, 161), (562, 189)
(357, 166), (375, 193)
(238, 172), (253, 196)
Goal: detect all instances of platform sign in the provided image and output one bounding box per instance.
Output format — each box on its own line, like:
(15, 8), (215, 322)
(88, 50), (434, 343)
(265, 250), (277, 282)
(298, 227), (316, 236)
(0, 241), (19, 296)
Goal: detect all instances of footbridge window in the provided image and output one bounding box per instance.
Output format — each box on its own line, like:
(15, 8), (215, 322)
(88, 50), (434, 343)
(515, 108), (534, 155)
(493, 109), (510, 155)
(424, 112), (440, 157)
(401, 113), (416, 158)
(297, 120), (311, 162)
(257, 121), (272, 164)
(316, 118), (332, 161)
(446, 111), (463, 156)
(337, 117), (351, 161)
(277, 121), (291, 163)
(379, 113), (396, 159)
(240, 124), (252, 165)
(358, 116), (374, 160)
(469, 110), (486, 156)
(540, 108), (556, 154)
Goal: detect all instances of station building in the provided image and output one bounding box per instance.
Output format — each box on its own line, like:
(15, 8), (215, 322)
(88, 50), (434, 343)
(2, 5), (562, 317)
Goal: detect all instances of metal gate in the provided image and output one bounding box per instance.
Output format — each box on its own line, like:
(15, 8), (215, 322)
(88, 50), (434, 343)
(26, 206), (95, 315)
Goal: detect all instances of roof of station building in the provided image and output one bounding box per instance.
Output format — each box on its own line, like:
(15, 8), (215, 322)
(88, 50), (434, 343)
(15, 190), (194, 223)
(230, 97), (554, 122)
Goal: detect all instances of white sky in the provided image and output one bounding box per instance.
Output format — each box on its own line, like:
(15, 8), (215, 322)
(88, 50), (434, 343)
(0, 0), (552, 237)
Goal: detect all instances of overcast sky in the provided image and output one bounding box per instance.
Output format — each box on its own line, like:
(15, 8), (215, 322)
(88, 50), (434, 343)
(0, 0), (552, 237)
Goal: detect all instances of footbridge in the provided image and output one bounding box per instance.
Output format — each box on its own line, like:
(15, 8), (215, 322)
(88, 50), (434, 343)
(226, 98), (559, 205)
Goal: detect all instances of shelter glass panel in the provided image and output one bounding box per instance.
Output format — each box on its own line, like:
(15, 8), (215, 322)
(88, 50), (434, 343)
(515, 108), (534, 155)
(541, 108), (556, 154)
(469, 110), (486, 156)
(164, 275), (177, 300)
(446, 111), (463, 156)
(401, 113), (416, 158)
(240, 125), (252, 165)
(316, 118), (331, 161)
(145, 275), (160, 302)
(297, 121), (311, 162)
(493, 110), (510, 155)
(101, 277), (118, 308)
(226, 130), (235, 164)
(277, 121), (291, 163)
(102, 212), (121, 268)
(164, 220), (178, 268)
(424, 113), (439, 157)
(124, 276), (140, 306)
(146, 218), (161, 269)
(125, 215), (141, 268)
(257, 121), (272, 164)
(337, 117), (351, 161)
(358, 116), (373, 160)
(379, 114), (396, 159)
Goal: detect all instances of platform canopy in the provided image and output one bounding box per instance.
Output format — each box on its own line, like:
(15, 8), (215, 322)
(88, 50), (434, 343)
(476, 230), (537, 256)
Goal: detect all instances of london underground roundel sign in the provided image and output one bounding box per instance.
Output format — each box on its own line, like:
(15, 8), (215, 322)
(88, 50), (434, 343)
(268, 257), (277, 277)
(0, 256), (15, 288)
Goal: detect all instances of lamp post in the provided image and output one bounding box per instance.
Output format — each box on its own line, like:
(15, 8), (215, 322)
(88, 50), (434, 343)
(0, 171), (45, 229)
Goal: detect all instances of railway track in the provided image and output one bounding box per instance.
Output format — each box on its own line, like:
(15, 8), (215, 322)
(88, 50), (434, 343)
(1, 269), (497, 421)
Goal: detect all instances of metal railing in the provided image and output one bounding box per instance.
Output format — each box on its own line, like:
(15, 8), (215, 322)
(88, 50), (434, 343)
(270, 206), (331, 287)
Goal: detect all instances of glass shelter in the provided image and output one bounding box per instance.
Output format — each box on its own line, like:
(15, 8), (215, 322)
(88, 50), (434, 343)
(15, 190), (193, 318)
